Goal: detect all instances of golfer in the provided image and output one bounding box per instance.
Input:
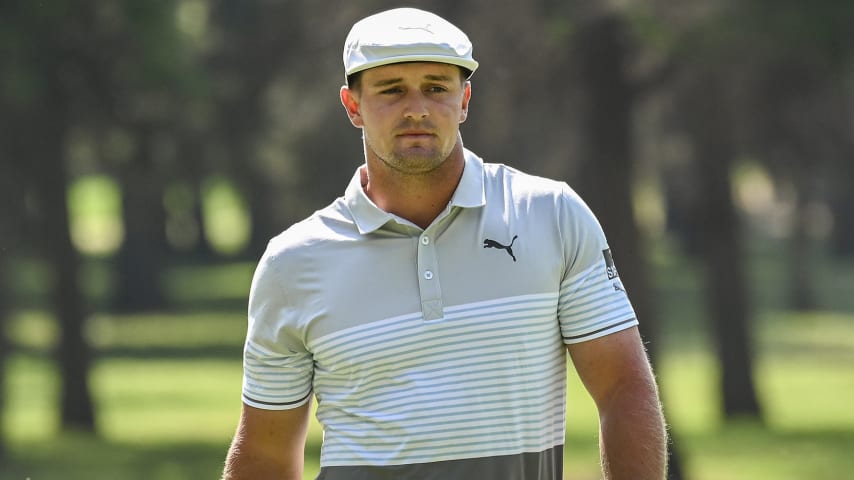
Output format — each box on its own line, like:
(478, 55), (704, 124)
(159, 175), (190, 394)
(224, 7), (667, 480)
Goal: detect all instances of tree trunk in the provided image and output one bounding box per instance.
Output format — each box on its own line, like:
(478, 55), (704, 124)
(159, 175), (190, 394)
(829, 192), (854, 257)
(38, 93), (97, 431)
(0, 251), (8, 458)
(574, 14), (686, 479)
(788, 168), (816, 310)
(0, 156), (16, 458)
(0, 75), (35, 456)
(114, 126), (168, 311)
(682, 71), (763, 420)
(828, 148), (854, 257)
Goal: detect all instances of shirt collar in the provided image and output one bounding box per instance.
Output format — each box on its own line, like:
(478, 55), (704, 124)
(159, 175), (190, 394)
(344, 165), (392, 234)
(344, 148), (486, 235)
(451, 148), (487, 208)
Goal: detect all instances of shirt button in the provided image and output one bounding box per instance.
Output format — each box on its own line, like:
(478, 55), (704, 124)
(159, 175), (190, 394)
(420, 236), (430, 245)
(423, 270), (434, 280)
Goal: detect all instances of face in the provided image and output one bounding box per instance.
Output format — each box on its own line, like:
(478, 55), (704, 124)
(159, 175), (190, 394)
(341, 62), (472, 175)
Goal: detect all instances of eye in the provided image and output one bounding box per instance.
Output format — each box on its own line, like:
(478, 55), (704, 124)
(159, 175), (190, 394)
(379, 87), (403, 94)
(426, 85), (448, 93)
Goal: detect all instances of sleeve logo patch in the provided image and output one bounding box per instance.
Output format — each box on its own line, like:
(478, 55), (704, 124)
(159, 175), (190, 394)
(603, 248), (619, 280)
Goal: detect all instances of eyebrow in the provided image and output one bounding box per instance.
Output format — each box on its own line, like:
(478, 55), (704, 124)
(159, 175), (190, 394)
(371, 78), (404, 87)
(370, 74), (455, 88)
(424, 74), (454, 82)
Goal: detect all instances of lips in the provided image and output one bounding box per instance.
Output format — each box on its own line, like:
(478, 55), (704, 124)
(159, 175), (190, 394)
(397, 131), (434, 137)
(396, 131), (436, 142)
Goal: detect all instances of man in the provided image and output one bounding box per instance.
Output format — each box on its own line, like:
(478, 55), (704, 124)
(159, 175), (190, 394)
(223, 7), (666, 480)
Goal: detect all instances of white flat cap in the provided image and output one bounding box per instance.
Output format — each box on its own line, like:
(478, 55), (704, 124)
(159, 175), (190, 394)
(343, 8), (478, 79)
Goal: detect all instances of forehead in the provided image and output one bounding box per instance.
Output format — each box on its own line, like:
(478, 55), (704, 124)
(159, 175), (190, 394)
(360, 62), (462, 84)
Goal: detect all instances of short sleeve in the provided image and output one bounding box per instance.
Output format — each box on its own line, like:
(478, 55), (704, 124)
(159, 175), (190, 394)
(241, 248), (314, 410)
(556, 185), (638, 344)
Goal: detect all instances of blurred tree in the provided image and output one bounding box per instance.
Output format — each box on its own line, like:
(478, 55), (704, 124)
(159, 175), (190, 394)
(637, 0), (767, 421)
(733, 0), (854, 303)
(102, 0), (208, 309)
(0, 293), (5, 458)
(0, 0), (130, 431)
(0, 136), (13, 459)
(744, 60), (825, 310)
(0, 52), (22, 460)
(459, 0), (573, 176)
(114, 125), (170, 310)
(677, 64), (763, 419)
(739, 0), (854, 259)
(572, 11), (686, 479)
(205, 0), (309, 253)
(36, 88), (97, 429)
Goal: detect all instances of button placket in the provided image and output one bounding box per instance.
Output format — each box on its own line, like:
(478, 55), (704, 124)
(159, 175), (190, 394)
(416, 231), (443, 320)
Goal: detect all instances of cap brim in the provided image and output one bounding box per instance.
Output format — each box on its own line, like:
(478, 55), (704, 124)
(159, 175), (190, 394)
(345, 55), (479, 77)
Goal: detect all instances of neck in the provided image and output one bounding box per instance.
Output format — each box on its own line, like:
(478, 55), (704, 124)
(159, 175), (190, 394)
(363, 141), (466, 229)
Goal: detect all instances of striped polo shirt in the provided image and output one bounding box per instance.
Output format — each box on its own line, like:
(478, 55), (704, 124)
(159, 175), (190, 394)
(242, 149), (637, 479)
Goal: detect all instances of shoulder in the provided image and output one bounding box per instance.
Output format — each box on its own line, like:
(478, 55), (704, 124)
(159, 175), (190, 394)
(483, 161), (566, 192)
(262, 198), (358, 270)
(481, 161), (591, 214)
(478, 159), (605, 257)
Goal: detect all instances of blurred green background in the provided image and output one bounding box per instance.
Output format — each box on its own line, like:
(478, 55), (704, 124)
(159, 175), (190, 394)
(2, 1), (854, 479)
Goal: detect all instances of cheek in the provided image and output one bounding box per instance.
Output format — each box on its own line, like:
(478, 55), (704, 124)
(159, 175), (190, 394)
(360, 120), (390, 149)
(360, 104), (394, 127)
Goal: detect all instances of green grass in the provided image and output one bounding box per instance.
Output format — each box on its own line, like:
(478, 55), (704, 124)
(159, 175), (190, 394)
(3, 310), (853, 479)
(3, 243), (854, 479)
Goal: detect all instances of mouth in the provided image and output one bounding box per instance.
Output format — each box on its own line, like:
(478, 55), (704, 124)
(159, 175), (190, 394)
(396, 130), (435, 139)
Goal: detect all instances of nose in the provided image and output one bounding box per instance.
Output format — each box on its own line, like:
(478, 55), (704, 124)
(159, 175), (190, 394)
(404, 92), (429, 120)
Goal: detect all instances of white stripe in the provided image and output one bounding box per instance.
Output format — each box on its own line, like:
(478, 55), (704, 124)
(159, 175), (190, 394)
(558, 262), (601, 300)
(243, 340), (314, 404)
(310, 294), (567, 466)
(315, 313), (559, 380)
(311, 293), (558, 355)
(319, 359), (565, 420)
(558, 258), (636, 340)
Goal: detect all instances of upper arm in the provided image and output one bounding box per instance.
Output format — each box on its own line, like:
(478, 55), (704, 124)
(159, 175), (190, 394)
(556, 186), (638, 344)
(225, 401), (313, 479)
(243, 247), (314, 409)
(566, 326), (656, 409)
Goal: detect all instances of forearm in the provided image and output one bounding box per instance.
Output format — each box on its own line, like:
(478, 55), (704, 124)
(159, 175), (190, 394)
(222, 403), (310, 480)
(598, 378), (667, 480)
(222, 436), (303, 480)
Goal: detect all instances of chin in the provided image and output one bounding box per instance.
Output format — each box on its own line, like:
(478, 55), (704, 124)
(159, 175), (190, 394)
(385, 154), (446, 174)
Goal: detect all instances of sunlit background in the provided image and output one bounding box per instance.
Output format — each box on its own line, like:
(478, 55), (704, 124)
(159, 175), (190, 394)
(1, 1), (853, 479)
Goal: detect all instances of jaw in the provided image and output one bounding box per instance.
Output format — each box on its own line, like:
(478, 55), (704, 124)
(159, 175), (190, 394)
(364, 135), (455, 176)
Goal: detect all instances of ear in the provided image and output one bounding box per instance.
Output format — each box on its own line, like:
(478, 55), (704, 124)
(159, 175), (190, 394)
(459, 81), (472, 124)
(340, 86), (363, 128)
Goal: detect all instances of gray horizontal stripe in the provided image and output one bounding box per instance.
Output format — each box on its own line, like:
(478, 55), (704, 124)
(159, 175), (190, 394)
(319, 315), (559, 369)
(324, 416), (566, 447)
(560, 307), (634, 336)
(242, 388), (312, 407)
(315, 359), (565, 415)
(320, 387), (566, 432)
(316, 444), (563, 479)
(560, 302), (633, 328)
(317, 308), (557, 364)
(314, 332), (562, 394)
(558, 263), (601, 297)
(313, 294), (557, 353)
(559, 290), (616, 318)
(444, 293), (557, 316)
(324, 430), (564, 463)
(562, 318), (636, 341)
